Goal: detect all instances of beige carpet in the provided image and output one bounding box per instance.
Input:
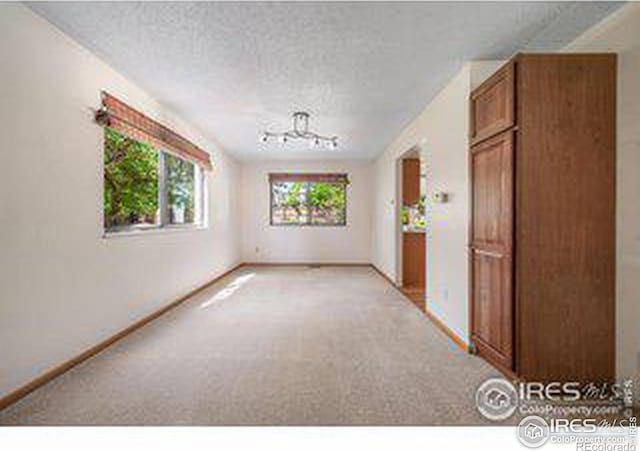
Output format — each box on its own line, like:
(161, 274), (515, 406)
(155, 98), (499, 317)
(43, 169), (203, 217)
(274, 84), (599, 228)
(0, 265), (502, 425)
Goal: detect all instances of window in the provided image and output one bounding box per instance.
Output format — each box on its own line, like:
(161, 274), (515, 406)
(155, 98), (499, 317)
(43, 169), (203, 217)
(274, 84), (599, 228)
(97, 92), (211, 234)
(165, 152), (200, 225)
(103, 129), (205, 233)
(269, 173), (348, 226)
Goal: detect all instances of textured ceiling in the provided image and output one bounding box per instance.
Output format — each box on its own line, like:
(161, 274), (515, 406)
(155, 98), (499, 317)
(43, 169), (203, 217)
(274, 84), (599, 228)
(29, 2), (622, 161)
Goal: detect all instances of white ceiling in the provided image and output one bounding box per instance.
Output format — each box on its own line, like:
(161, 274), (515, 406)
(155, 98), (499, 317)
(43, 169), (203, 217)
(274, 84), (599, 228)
(29, 2), (621, 161)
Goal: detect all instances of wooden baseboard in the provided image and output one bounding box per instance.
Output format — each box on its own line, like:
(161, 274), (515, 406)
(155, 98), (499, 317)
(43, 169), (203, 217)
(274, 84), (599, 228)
(370, 264), (469, 354)
(370, 263), (397, 285)
(424, 309), (470, 354)
(244, 262), (371, 267)
(0, 263), (245, 411)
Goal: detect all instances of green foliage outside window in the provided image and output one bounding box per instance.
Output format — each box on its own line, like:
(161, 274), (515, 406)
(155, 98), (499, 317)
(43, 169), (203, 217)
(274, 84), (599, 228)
(165, 153), (196, 224)
(103, 129), (201, 232)
(272, 181), (347, 226)
(401, 194), (426, 229)
(104, 128), (159, 230)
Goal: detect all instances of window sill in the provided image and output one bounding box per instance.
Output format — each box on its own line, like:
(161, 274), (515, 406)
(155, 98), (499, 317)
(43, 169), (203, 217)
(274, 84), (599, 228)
(102, 224), (207, 239)
(269, 223), (348, 228)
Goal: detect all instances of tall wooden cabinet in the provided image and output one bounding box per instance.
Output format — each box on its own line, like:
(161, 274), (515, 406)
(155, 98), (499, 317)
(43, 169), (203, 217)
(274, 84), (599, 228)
(469, 54), (616, 382)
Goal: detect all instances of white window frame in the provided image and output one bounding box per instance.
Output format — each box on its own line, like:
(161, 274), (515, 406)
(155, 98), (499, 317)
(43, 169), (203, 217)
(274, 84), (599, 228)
(160, 152), (207, 231)
(103, 135), (207, 237)
(269, 179), (348, 227)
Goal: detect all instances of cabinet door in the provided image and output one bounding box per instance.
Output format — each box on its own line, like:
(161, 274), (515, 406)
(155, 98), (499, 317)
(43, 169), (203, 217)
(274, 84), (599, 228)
(470, 131), (514, 372)
(402, 158), (421, 206)
(470, 63), (515, 146)
(471, 252), (513, 371)
(402, 231), (426, 290)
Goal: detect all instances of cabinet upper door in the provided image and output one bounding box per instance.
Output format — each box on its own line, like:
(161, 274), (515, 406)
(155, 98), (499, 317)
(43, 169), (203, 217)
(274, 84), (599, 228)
(470, 63), (515, 146)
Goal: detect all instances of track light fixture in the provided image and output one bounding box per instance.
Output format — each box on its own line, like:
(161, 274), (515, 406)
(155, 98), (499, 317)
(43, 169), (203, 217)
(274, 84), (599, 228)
(260, 112), (338, 149)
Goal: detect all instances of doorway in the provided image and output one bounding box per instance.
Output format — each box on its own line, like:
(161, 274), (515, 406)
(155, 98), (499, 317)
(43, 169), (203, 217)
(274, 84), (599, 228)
(396, 148), (426, 311)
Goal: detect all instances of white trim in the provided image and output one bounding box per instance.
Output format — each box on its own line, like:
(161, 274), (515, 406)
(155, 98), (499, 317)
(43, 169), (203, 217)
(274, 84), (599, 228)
(102, 224), (208, 239)
(102, 129), (208, 235)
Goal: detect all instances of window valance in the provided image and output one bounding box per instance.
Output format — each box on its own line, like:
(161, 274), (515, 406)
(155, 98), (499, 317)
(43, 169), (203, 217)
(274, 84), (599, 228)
(268, 173), (349, 184)
(95, 92), (212, 170)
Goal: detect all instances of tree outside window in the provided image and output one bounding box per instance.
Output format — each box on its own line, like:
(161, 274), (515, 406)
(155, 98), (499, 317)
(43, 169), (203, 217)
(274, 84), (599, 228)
(103, 129), (204, 233)
(270, 179), (347, 226)
(104, 128), (160, 230)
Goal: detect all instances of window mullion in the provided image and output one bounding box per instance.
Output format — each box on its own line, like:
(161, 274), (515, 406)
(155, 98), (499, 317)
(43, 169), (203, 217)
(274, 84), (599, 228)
(305, 182), (311, 226)
(197, 165), (205, 226)
(158, 151), (168, 227)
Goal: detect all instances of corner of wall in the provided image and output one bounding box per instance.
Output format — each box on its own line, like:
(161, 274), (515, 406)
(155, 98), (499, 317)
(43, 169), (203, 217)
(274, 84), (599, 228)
(469, 60), (507, 90)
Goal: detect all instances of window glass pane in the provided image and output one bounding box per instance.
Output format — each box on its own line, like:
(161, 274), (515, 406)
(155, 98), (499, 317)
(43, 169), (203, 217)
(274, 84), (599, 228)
(270, 179), (346, 226)
(309, 182), (347, 225)
(103, 129), (159, 231)
(165, 152), (197, 225)
(271, 182), (309, 225)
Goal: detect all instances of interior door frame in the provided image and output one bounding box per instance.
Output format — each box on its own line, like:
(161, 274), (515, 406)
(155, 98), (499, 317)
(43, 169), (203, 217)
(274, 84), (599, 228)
(394, 157), (404, 286)
(394, 144), (425, 287)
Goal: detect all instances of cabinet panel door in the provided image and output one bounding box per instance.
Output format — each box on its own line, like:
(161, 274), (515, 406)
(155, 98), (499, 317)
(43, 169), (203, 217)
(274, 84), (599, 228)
(470, 131), (514, 372)
(470, 63), (515, 145)
(402, 231), (426, 290)
(471, 132), (514, 250)
(471, 252), (513, 370)
(402, 158), (421, 206)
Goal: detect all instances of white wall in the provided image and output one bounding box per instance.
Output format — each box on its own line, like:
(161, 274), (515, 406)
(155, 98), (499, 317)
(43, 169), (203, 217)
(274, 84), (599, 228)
(240, 160), (373, 264)
(0, 4), (242, 397)
(562, 2), (640, 395)
(372, 63), (500, 343)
